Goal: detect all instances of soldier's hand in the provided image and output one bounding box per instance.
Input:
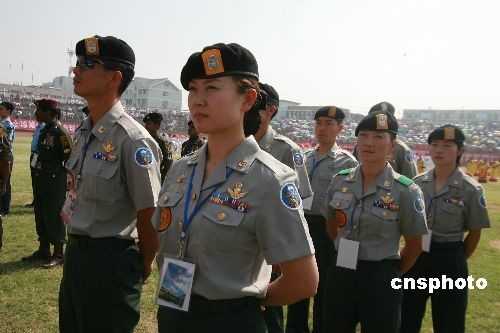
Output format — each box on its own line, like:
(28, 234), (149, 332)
(325, 220), (338, 240)
(143, 262), (153, 282)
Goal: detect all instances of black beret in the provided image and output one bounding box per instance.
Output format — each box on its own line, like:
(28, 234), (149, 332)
(143, 112), (163, 124)
(35, 99), (59, 112)
(0, 102), (14, 113)
(369, 101), (395, 115)
(314, 106), (346, 121)
(427, 124), (465, 145)
(180, 43), (259, 90)
(259, 83), (279, 106)
(355, 111), (398, 136)
(75, 35), (135, 68)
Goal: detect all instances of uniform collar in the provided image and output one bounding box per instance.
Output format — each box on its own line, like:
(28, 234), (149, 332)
(376, 163), (396, 190)
(344, 164), (394, 199)
(87, 101), (124, 141)
(315, 143), (340, 159)
(447, 168), (464, 189)
(258, 125), (275, 151)
(187, 136), (259, 175)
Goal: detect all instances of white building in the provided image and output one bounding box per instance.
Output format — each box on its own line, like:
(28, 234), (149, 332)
(122, 77), (181, 111)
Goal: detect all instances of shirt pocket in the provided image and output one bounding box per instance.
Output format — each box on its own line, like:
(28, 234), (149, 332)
(202, 203), (245, 227)
(371, 206), (399, 238)
(330, 192), (354, 210)
(84, 160), (121, 203)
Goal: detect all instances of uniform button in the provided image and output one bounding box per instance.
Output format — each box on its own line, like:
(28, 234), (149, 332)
(383, 211), (388, 217)
(216, 212), (226, 221)
(192, 193), (197, 201)
(335, 202), (340, 207)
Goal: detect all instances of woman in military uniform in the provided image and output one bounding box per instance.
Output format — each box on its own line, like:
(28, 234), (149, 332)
(401, 125), (490, 333)
(153, 43), (318, 333)
(321, 110), (428, 333)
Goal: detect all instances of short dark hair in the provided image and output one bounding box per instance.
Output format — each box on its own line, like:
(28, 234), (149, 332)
(0, 102), (14, 114)
(103, 62), (134, 96)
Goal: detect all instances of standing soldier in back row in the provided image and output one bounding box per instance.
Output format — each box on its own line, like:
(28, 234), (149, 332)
(353, 102), (418, 178)
(253, 82), (313, 333)
(144, 112), (173, 183)
(23, 99), (72, 267)
(181, 119), (204, 157)
(287, 106), (358, 333)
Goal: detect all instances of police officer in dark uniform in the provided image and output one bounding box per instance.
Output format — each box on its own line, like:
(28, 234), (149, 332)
(353, 102), (418, 178)
(401, 125), (490, 333)
(322, 110), (428, 333)
(181, 119), (204, 157)
(144, 112), (173, 183)
(22, 100), (72, 265)
(59, 35), (162, 333)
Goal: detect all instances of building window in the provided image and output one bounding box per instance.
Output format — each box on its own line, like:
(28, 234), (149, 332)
(163, 91), (168, 97)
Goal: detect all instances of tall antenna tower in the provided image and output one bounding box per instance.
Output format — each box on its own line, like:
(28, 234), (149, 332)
(67, 48), (75, 76)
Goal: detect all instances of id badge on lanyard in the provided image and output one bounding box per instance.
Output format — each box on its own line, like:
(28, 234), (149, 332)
(157, 165), (233, 311)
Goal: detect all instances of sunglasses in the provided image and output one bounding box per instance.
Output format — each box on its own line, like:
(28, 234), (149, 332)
(75, 56), (104, 70)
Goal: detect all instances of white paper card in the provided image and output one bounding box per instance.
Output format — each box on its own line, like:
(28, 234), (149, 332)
(302, 194), (314, 210)
(422, 230), (432, 253)
(336, 238), (359, 270)
(157, 257), (196, 312)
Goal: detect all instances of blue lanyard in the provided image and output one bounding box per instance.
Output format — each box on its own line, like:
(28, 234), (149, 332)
(182, 166), (234, 239)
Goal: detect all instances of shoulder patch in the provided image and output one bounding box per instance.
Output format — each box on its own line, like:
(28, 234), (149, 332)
(135, 147), (154, 167)
(280, 183), (302, 210)
(479, 193), (487, 208)
(338, 168), (353, 176)
(397, 175), (414, 187)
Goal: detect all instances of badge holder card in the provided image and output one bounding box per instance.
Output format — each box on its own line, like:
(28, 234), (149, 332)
(157, 257), (196, 312)
(422, 230), (432, 253)
(302, 193), (314, 211)
(336, 237), (359, 270)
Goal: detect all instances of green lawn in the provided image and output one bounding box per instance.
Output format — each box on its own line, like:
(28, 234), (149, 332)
(0, 133), (499, 332)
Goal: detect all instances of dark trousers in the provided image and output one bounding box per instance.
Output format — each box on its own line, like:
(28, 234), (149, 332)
(287, 215), (333, 333)
(33, 170), (66, 245)
(0, 159), (11, 215)
(158, 294), (268, 333)
(263, 272), (284, 333)
(323, 255), (402, 333)
(59, 235), (144, 333)
(401, 242), (468, 333)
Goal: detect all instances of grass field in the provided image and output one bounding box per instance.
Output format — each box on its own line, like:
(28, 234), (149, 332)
(0, 133), (499, 332)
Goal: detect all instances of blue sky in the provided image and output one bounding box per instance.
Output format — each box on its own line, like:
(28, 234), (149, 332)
(2, 0), (499, 114)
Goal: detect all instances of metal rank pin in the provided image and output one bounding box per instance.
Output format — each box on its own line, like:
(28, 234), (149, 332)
(97, 126), (105, 134)
(341, 187), (348, 193)
(216, 212), (226, 221)
(237, 160), (247, 169)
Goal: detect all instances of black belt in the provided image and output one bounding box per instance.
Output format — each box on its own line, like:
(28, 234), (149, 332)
(189, 294), (261, 314)
(304, 214), (325, 224)
(431, 241), (464, 250)
(69, 234), (135, 248)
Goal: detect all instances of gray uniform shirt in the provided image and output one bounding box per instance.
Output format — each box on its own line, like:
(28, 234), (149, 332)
(66, 102), (162, 240)
(258, 125), (313, 199)
(414, 168), (490, 243)
(390, 139), (418, 178)
(153, 136), (314, 300)
(304, 144), (358, 216)
(322, 164), (428, 261)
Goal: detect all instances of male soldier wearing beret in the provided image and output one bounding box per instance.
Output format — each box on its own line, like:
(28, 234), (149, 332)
(22, 99), (72, 267)
(353, 102), (418, 178)
(287, 106), (358, 333)
(181, 119), (204, 157)
(143, 112), (173, 183)
(59, 35), (162, 333)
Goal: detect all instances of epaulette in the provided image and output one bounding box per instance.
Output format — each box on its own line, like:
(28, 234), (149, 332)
(397, 175), (414, 187)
